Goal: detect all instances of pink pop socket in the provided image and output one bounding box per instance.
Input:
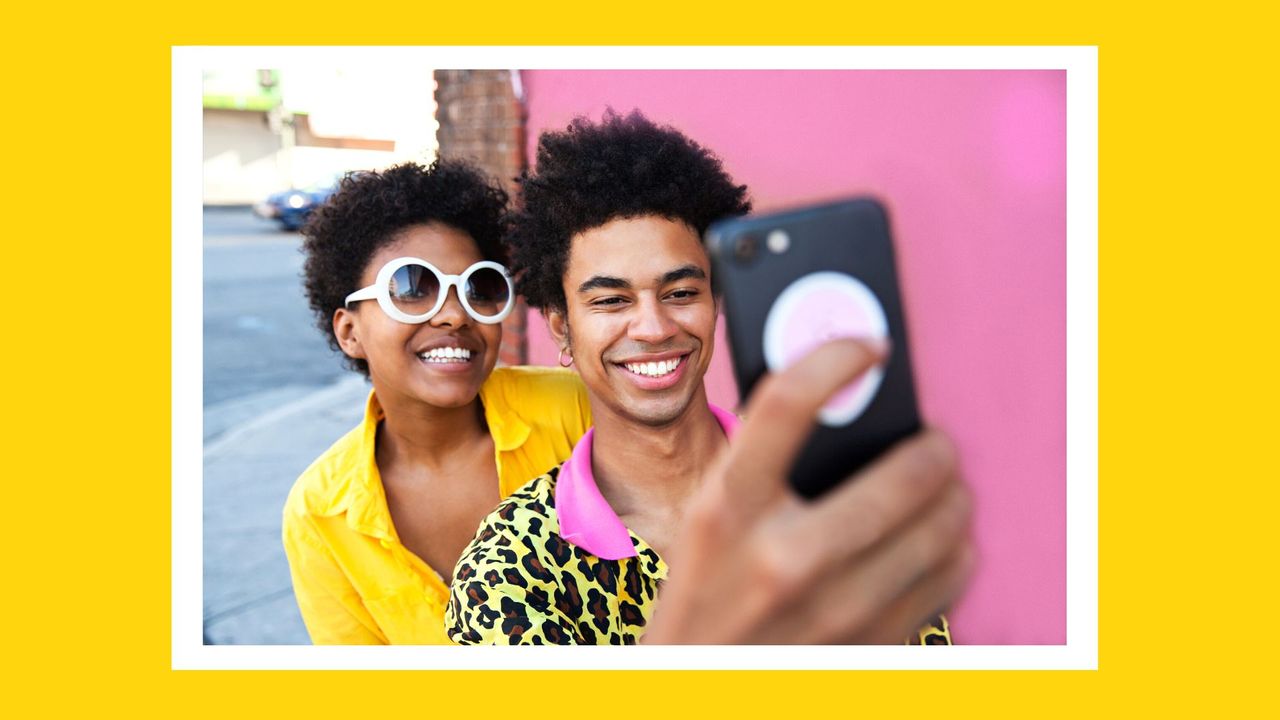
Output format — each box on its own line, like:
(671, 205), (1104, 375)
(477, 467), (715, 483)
(763, 272), (889, 426)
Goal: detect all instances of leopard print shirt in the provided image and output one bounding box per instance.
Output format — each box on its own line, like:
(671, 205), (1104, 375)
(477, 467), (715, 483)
(446, 466), (953, 645)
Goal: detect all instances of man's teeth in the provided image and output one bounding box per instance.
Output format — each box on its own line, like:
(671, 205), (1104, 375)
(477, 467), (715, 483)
(624, 357), (681, 377)
(419, 347), (472, 363)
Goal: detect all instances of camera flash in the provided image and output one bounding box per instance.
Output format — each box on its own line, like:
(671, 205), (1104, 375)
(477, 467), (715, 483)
(766, 229), (790, 254)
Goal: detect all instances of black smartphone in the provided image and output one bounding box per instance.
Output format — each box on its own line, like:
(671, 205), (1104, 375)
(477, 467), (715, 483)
(706, 198), (922, 499)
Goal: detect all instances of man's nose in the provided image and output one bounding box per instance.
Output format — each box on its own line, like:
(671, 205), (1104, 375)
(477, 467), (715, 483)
(629, 297), (678, 344)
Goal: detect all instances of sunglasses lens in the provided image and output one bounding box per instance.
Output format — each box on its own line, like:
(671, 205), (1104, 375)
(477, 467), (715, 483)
(465, 266), (511, 316)
(388, 263), (440, 315)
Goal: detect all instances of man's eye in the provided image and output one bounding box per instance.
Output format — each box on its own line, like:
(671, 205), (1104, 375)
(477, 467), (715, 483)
(592, 297), (626, 307)
(668, 289), (699, 300)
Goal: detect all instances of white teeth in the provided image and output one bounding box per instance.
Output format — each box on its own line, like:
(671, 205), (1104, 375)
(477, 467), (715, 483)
(419, 347), (472, 363)
(624, 357), (681, 377)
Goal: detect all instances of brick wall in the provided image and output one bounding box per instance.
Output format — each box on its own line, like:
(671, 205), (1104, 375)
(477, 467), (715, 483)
(434, 69), (528, 366)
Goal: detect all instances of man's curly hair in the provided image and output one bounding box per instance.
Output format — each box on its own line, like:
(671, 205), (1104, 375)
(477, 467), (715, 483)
(507, 110), (751, 311)
(301, 159), (509, 377)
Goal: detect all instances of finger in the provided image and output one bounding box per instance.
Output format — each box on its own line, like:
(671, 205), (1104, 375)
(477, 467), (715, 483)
(758, 477), (971, 644)
(850, 540), (975, 645)
(793, 428), (959, 573)
(726, 338), (888, 517)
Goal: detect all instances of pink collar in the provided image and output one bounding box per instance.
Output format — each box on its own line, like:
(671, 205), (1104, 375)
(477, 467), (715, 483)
(556, 403), (741, 560)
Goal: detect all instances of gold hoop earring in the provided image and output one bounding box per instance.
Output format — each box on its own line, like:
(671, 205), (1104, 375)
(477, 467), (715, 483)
(558, 347), (573, 368)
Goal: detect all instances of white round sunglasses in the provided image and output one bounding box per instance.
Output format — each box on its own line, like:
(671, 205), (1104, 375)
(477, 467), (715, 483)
(344, 257), (515, 325)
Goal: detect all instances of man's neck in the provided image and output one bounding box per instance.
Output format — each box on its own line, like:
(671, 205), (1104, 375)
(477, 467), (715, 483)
(588, 386), (728, 521)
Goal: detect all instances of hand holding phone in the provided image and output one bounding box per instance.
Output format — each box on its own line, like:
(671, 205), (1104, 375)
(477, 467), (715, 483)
(644, 340), (972, 644)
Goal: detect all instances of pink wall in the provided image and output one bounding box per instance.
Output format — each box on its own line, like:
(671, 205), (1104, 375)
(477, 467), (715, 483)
(521, 70), (1066, 644)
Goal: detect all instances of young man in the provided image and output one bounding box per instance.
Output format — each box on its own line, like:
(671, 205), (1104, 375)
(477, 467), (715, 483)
(445, 111), (971, 644)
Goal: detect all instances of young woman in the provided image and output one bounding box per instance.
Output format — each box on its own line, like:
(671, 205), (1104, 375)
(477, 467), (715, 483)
(282, 160), (592, 644)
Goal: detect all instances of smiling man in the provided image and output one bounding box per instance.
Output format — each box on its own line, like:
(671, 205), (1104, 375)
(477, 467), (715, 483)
(445, 111), (969, 644)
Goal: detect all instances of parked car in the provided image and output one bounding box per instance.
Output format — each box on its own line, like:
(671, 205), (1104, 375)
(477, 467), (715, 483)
(253, 180), (338, 231)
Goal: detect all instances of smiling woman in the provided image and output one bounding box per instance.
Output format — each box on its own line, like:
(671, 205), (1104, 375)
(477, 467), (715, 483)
(281, 160), (592, 644)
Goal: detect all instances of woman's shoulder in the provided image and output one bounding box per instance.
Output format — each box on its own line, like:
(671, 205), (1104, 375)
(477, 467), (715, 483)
(283, 420), (369, 521)
(484, 366), (590, 419)
(487, 365), (585, 396)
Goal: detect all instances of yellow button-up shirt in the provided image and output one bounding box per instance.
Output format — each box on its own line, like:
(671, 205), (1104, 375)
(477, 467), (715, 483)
(282, 366), (592, 644)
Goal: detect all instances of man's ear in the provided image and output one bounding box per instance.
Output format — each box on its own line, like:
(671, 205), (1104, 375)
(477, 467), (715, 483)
(333, 307), (367, 361)
(544, 307), (570, 351)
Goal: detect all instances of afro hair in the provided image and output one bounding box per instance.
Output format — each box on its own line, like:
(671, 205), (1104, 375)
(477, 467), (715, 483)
(301, 159), (509, 377)
(506, 109), (751, 311)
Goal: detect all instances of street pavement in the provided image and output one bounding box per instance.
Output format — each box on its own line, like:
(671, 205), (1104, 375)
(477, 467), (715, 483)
(203, 375), (367, 644)
(202, 207), (365, 644)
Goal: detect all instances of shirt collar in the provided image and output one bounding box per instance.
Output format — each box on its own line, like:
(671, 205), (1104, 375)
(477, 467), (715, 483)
(341, 390), (394, 540)
(556, 403), (740, 560)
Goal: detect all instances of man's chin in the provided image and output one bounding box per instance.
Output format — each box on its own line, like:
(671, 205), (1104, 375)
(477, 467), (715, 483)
(619, 395), (699, 429)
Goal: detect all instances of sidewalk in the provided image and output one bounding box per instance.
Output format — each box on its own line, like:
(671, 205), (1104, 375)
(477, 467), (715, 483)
(202, 376), (368, 644)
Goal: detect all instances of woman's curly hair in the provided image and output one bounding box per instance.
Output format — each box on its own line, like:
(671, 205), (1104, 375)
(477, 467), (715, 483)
(301, 159), (509, 377)
(507, 109), (751, 311)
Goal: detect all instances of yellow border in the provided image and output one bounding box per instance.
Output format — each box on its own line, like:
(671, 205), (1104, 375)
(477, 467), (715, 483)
(10, 1), (1272, 714)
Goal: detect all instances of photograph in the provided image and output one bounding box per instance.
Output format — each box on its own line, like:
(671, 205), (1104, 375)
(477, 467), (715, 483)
(186, 51), (1087, 666)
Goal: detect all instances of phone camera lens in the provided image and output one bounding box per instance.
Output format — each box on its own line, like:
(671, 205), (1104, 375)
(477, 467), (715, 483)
(766, 229), (790, 254)
(734, 234), (759, 263)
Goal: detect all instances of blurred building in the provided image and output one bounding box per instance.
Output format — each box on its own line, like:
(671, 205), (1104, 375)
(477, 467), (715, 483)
(203, 68), (437, 205)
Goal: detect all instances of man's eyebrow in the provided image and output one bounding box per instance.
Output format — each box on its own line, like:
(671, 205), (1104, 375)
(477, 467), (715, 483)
(577, 275), (631, 294)
(576, 266), (707, 294)
(660, 265), (707, 285)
